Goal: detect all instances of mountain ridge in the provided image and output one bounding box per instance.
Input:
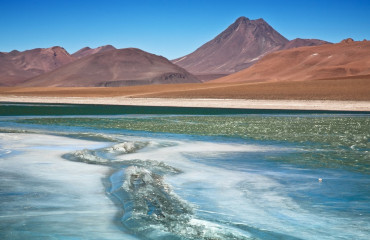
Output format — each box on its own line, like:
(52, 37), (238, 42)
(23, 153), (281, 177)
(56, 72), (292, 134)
(72, 45), (116, 59)
(20, 48), (201, 87)
(173, 17), (329, 75)
(0, 46), (75, 86)
(210, 40), (370, 83)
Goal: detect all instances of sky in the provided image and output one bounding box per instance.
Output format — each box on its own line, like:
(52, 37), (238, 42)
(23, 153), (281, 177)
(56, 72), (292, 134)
(1, 0), (369, 59)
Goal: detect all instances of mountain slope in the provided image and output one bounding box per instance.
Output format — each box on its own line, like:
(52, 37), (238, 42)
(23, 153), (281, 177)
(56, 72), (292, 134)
(281, 38), (330, 50)
(211, 39), (370, 83)
(173, 17), (330, 76)
(72, 45), (116, 59)
(173, 17), (289, 74)
(0, 47), (75, 86)
(21, 48), (201, 87)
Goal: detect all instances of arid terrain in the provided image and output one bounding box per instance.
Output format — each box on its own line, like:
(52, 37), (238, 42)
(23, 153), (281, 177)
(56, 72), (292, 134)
(1, 17), (331, 86)
(20, 48), (200, 87)
(0, 46), (75, 86)
(1, 74), (369, 101)
(173, 17), (328, 75)
(212, 39), (370, 83)
(0, 17), (368, 109)
(71, 45), (116, 59)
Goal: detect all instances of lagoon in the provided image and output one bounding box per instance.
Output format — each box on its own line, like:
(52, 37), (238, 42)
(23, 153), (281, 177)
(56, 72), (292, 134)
(0, 103), (369, 239)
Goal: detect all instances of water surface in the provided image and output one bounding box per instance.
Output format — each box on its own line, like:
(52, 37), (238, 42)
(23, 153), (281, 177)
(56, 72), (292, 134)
(0, 103), (369, 239)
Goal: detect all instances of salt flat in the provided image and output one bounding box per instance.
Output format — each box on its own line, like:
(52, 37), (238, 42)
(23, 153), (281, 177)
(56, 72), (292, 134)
(0, 95), (369, 111)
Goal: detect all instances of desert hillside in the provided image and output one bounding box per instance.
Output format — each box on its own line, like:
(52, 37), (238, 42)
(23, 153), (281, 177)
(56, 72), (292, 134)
(0, 47), (75, 86)
(20, 48), (201, 87)
(1, 74), (368, 101)
(71, 45), (116, 59)
(173, 17), (328, 75)
(211, 39), (370, 83)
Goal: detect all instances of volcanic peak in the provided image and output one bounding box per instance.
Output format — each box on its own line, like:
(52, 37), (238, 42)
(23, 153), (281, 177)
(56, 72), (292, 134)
(173, 16), (288, 74)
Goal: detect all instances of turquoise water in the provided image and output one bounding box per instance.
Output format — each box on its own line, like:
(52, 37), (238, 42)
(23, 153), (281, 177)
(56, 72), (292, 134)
(0, 103), (369, 239)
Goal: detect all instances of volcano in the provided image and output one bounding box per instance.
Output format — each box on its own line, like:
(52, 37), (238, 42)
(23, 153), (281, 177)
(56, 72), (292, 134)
(173, 17), (328, 75)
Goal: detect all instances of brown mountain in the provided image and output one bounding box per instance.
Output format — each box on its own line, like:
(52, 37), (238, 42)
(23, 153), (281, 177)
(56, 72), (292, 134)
(21, 48), (201, 87)
(72, 45), (116, 59)
(281, 38), (329, 50)
(0, 46), (75, 86)
(211, 39), (370, 83)
(173, 17), (289, 74)
(172, 17), (329, 77)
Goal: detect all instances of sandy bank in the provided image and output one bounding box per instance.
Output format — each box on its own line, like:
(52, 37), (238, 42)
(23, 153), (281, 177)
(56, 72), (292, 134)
(0, 96), (369, 111)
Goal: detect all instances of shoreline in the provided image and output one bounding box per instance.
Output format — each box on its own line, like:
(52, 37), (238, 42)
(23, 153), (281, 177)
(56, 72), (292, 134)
(1, 96), (369, 111)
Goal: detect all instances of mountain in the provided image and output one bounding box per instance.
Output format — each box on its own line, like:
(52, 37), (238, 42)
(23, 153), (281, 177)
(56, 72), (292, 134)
(172, 17), (329, 76)
(173, 17), (288, 74)
(21, 48), (201, 87)
(280, 38), (329, 50)
(0, 18), (332, 86)
(210, 39), (370, 83)
(0, 46), (75, 86)
(72, 45), (116, 59)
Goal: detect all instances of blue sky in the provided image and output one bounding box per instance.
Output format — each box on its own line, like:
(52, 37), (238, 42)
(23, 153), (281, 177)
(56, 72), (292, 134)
(1, 0), (369, 59)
